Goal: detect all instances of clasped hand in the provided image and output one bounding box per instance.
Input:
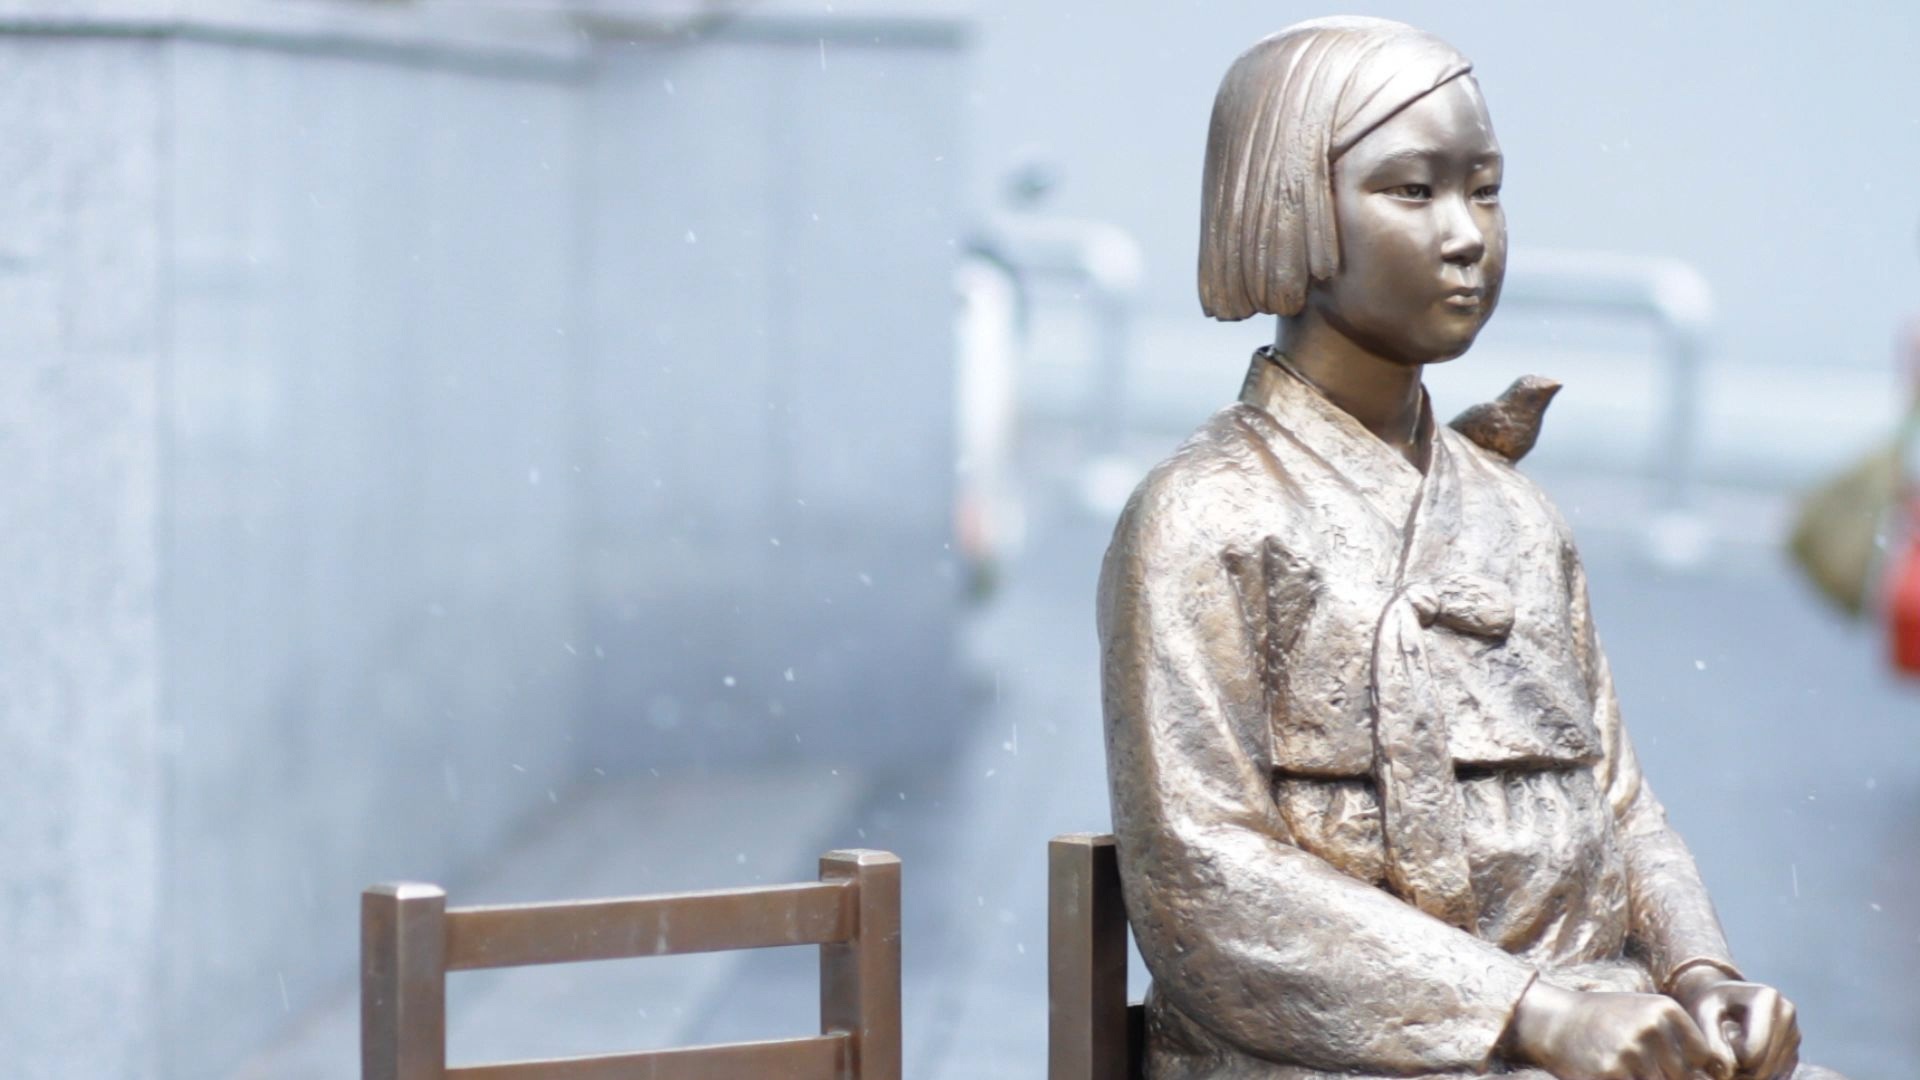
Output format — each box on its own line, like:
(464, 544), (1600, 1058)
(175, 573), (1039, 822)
(1671, 966), (1802, 1080)
(1506, 969), (1800, 1080)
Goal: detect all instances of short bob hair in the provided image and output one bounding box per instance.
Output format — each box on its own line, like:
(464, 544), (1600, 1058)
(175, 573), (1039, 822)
(1198, 17), (1473, 321)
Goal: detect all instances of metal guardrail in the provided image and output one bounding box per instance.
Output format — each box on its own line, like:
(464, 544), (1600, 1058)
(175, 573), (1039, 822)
(1498, 248), (1715, 564)
(969, 210), (1146, 455)
(962, 206), (1725, 566)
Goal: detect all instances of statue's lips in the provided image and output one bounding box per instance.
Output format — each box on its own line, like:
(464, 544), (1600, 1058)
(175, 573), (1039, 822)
(1441, 288), (1485, 311)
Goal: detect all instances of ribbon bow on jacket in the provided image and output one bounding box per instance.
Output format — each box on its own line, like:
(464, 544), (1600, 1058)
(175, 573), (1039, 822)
(1370, 571), (1516, 930)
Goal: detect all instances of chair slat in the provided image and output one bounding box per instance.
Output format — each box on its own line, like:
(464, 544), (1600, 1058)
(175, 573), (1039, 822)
(445, 1033), (849, 1080)
(445, 880), (854, 970)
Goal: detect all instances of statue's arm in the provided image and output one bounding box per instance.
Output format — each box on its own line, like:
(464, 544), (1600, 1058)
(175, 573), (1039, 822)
(1097, 486), (1536, 1075)
(1574, 557), (1742, 991)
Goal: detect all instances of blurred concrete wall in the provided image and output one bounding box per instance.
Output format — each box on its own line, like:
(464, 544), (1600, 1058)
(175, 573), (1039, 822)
(581, 20), (966, 769)
(0, 3), (966, 1077)
(0, 32), (166, 1080)
(160, 29), (590, 1079)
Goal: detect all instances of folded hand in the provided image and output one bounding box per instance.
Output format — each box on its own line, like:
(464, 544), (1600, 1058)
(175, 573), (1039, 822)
(1671, 966), (1801, 1080)
(1507, 980), (1731, 1080)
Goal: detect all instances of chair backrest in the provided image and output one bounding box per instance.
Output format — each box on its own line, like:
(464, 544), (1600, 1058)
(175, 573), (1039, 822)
(362, 849), (900, 1080)
(1048, 833), (1143, 1080)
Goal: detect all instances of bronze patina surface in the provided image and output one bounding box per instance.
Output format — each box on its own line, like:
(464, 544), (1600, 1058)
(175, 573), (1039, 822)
(1098, 17), (1840, 1080)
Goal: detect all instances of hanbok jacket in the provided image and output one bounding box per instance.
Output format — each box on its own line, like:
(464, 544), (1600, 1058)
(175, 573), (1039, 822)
(1097, 349), (1740, 1079)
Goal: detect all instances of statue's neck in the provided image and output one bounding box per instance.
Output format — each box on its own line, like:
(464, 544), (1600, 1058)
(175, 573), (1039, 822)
(1276, 312), (1428, 470)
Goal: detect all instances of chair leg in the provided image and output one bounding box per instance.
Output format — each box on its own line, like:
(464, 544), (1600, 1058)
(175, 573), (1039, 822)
(821, 850), (902, 1080)
(362, 883), (448, 1080)
(1049, 834), (1130, 1080)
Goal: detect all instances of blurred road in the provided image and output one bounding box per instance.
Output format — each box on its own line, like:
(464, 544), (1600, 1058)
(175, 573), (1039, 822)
(676, 433), (1916, 1079)
(252, 435), (1915, 1080)
(844, 443), (1919, 1080)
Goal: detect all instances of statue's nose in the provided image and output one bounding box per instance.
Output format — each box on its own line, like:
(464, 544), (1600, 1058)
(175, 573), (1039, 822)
(1439, 197), (1486, 266)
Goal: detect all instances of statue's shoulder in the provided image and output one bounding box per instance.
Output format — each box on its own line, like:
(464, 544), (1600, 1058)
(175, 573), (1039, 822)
(1111, 404), (1285, 551)
(1440, 423), (1580, 556)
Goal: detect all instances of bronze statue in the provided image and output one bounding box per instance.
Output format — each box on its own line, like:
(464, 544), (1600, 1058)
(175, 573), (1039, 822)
(1097, 17), (1841, 1080)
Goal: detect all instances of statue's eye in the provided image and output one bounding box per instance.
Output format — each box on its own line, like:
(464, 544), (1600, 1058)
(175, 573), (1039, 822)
(1473, 184), (1502, 202)
(1383, 183), (1432, 200)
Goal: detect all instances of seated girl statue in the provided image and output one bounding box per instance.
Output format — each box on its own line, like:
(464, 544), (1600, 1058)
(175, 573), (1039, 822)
(1097, 17), (1842, 1080)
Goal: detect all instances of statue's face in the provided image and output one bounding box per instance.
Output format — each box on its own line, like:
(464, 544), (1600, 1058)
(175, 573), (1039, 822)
(1310, 76), (1505, 365)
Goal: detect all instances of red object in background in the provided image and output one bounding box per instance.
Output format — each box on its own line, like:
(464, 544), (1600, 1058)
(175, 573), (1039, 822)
(1891, 528), (1920, 675)
(1886, 318), (1920, 674)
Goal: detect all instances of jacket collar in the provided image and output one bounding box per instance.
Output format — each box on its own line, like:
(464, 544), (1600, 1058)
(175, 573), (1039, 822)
(1238, 346), (1434, 528)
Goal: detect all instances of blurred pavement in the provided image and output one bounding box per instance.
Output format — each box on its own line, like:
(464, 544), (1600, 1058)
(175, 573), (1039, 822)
(251, 431), (1917, 1080)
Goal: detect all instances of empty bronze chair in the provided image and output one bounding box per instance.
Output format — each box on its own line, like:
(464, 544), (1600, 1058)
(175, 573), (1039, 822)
(1048, 834), (1142, 1080)
(362, 849), (900, 1080)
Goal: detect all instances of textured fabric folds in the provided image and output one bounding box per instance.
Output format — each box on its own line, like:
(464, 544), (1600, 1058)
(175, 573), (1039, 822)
(1098, 350), (1750, 1078)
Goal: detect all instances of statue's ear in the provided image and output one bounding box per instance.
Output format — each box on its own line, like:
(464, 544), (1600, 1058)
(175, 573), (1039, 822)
(1447, 375), (1562, 463)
